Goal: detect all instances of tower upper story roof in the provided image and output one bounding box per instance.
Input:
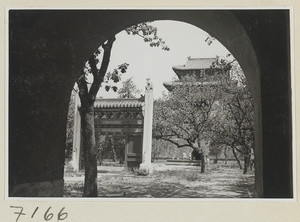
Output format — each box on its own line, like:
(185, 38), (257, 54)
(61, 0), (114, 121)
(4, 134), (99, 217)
(172, 56), (218, 71)
(164, 56), (222, 91)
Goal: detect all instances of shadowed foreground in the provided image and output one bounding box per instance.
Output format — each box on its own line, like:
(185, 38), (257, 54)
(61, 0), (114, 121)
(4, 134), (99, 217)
(64, 163), (255, 198)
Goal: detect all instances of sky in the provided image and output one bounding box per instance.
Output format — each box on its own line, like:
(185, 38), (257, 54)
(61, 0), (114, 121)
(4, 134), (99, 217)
(96, 20), (231, 99)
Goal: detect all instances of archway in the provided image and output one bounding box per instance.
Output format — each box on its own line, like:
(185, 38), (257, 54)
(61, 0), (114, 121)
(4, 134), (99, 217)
(9, 10), (292, 198)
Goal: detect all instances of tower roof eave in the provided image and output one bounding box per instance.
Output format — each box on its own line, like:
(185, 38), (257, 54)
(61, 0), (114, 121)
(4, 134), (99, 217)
(163, 81), (220, 91)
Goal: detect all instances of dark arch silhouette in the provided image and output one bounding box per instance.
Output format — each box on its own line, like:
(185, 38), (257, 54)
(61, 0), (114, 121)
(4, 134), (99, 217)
(9, 10), (292, 198)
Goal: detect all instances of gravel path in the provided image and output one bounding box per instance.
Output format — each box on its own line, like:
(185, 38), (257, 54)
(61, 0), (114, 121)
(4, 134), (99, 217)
(64, 163), (255, 198)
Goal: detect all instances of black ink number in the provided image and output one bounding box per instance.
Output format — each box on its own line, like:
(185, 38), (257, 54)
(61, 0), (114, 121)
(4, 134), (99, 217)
(31, 206), (39, 218)
(11, 206), (68, 221)
(44, 207), (54, 221)
(10, 206), (26, 222)
(58, 207), (68, 221)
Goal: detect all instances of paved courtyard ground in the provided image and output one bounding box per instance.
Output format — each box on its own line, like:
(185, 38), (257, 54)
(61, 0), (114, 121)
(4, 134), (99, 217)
(64, 163), (255, 198)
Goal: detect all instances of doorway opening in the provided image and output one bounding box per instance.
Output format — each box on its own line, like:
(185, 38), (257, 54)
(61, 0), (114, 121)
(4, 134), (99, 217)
(63, 20), (256, 198)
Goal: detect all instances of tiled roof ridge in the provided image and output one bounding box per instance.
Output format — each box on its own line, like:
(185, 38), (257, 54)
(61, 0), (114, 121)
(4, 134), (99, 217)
(94, 97), (145, 109)
(172, 56), (219, 71)
(163, 81), (219, 86)
(95, 97), (143, 102)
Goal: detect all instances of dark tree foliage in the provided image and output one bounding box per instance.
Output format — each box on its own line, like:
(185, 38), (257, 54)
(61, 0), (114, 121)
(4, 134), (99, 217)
(125, 22), (170, 51)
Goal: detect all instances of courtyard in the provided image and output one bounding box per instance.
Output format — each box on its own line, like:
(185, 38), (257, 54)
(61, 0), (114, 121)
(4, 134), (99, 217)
(64, 162), (255, 198)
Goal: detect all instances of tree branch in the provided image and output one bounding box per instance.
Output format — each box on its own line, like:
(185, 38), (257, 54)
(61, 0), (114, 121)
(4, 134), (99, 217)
(89, 36), (116, 98)
(159, 137), (190, 148)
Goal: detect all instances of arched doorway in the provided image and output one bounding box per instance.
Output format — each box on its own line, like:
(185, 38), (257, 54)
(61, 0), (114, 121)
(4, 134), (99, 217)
(9, 10), (292, 198)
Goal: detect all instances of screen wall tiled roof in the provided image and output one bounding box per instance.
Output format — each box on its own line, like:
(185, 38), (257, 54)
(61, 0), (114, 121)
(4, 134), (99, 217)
(94, 98), (144, 109)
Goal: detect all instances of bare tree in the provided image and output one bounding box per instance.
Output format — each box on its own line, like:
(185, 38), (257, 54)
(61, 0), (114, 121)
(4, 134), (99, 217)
(153, 75), (221, 173)
(209, 57), (254, 174)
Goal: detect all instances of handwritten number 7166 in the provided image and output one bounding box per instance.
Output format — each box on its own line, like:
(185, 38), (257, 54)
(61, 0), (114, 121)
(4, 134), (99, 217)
(10, 206), (68, 222)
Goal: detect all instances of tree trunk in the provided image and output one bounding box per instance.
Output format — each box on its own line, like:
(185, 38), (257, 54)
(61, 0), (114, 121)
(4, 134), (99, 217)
(224, 149), (228, 165)
(111, 138), (117, 162)
(98, 149), (103, 166)
(95, 132), (103, 166)
(232, 147), (242, 169)
(201, 154), (205, 173)
(81, 106), (98, 197)
(77, 37), (115, 197)
(243, 154), (250, 174)
(119, 155), (124, 164)
(195, 137), (205, 173)
(214, 154), (218, 164)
